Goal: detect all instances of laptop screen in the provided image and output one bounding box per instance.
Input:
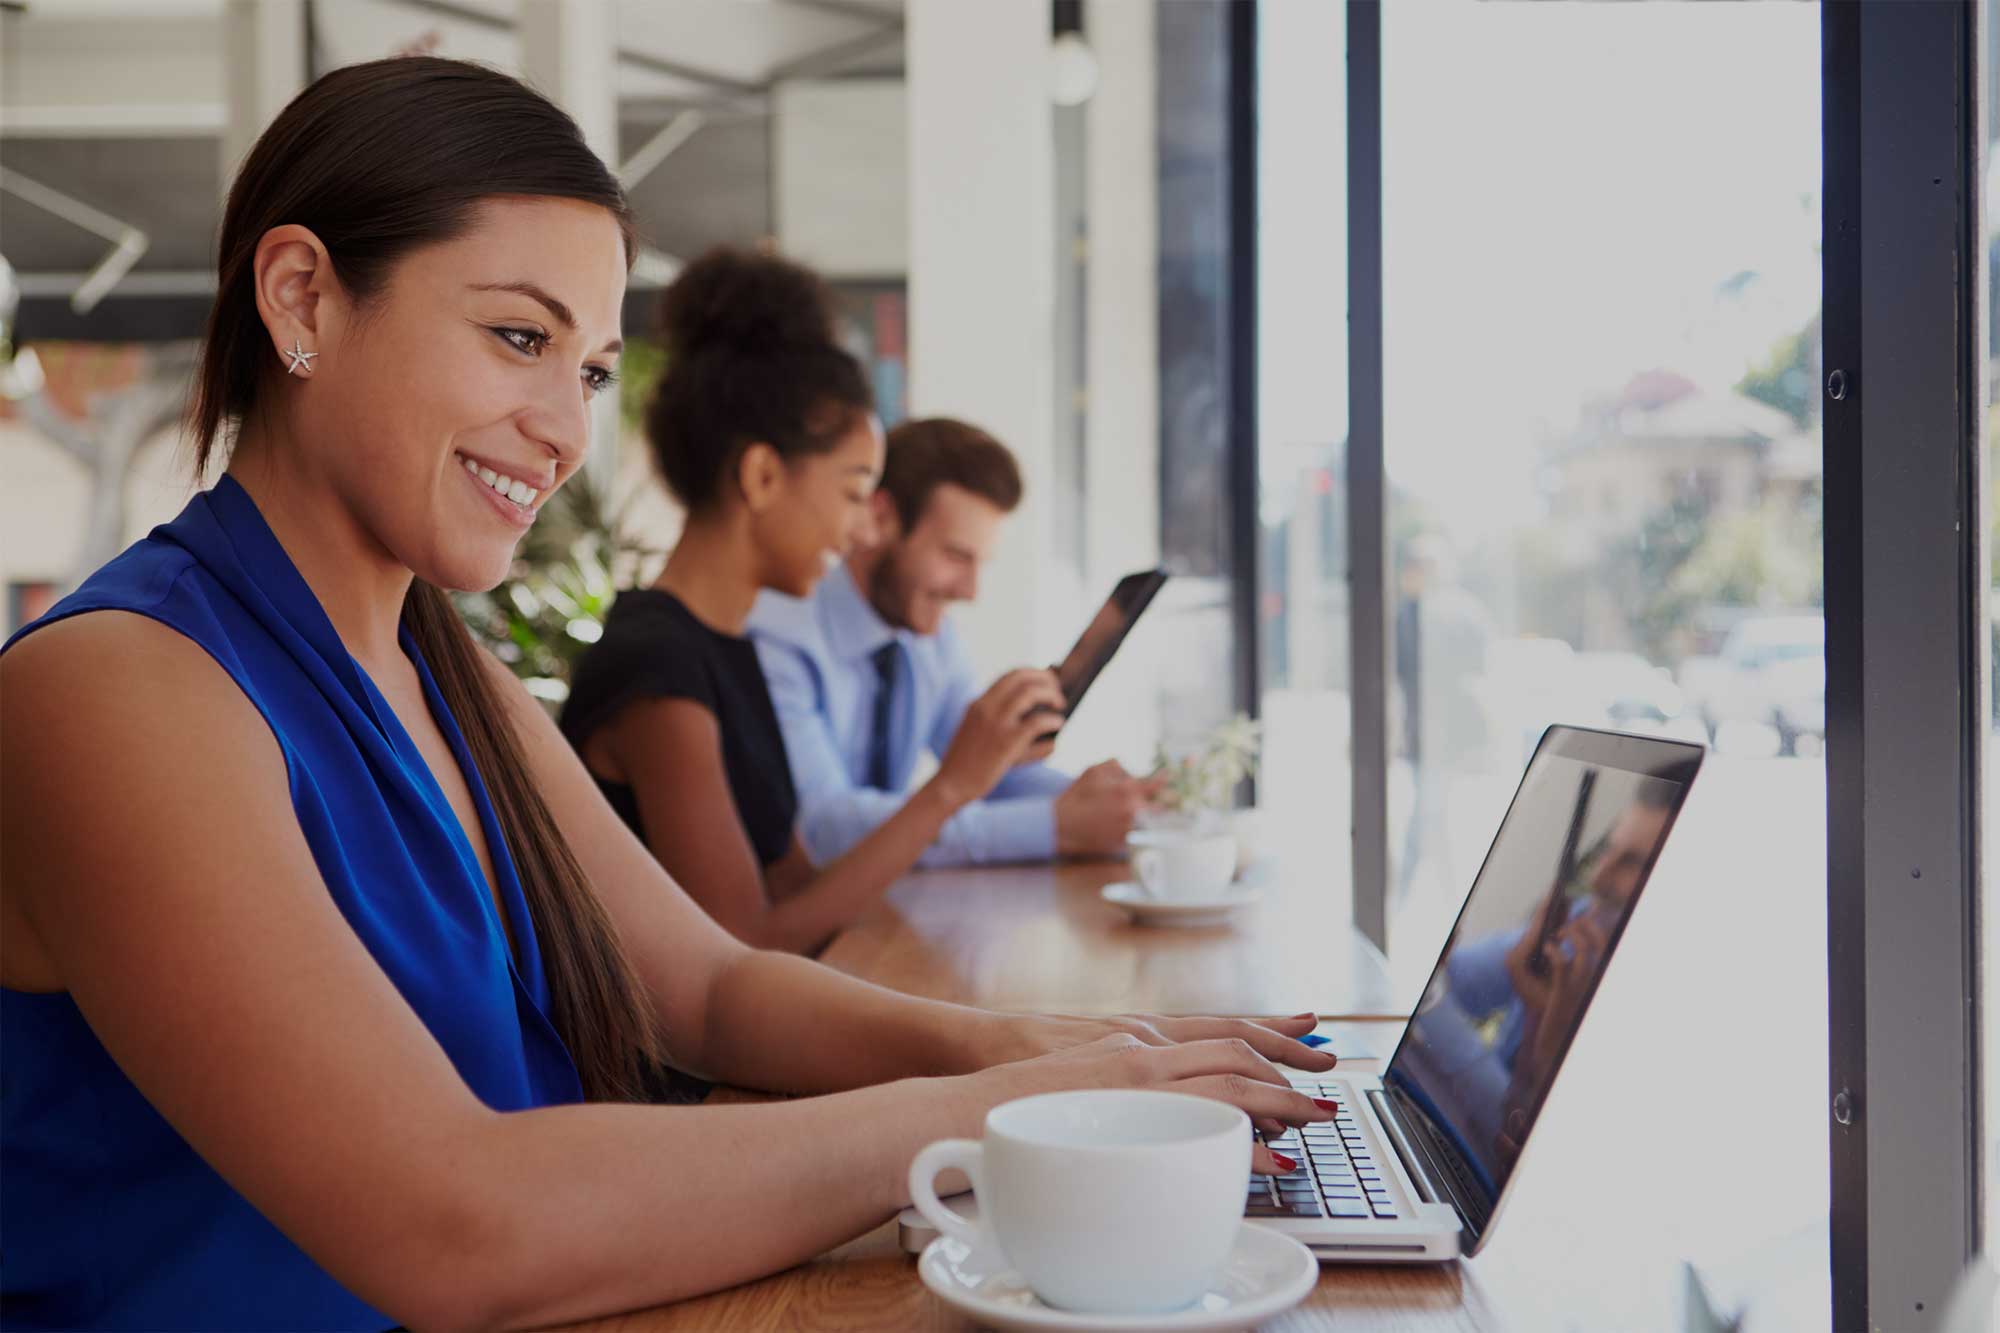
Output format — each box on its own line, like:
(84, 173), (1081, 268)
(1381, 726), (1701, 1247)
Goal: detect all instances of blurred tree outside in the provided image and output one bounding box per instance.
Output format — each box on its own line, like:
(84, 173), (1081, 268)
(1737, 313), (1819, 432)
(1514, 315), (1824, 664)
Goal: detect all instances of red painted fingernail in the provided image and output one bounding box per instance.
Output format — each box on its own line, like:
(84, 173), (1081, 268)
(1313, 1098), (1339, 1112)
(1271, 1152), (1297, 1171)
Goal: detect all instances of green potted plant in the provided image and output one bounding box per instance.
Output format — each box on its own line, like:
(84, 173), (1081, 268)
(454, 469), (661, 712)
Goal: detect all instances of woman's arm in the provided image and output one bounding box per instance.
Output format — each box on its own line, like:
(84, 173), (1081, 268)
(601, 697), (962, 955)
(501, 663), (1336, 1096)
(3, 614), (1331, 1330)
(505, 675), (995, 1083)
(594, 668), (1064, 958)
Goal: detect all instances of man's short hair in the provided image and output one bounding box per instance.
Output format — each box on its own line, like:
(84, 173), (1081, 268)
(879, 417), (1024, 529)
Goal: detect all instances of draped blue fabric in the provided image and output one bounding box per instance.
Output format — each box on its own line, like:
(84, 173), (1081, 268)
(2, 477), (582, 1330)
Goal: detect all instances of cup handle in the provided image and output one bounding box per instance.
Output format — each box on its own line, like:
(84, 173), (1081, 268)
(908, 1138), (987, 1250)
(1133, 849), (1161, 896)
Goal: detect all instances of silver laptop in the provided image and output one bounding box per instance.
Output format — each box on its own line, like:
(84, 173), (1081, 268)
(898, 725), (1704, 1263)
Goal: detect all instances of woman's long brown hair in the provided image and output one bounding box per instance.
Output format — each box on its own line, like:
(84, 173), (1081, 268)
(190, 57), (660, 1101)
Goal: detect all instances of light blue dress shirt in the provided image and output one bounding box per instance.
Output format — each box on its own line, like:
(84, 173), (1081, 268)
(750, 563), (1072, 866)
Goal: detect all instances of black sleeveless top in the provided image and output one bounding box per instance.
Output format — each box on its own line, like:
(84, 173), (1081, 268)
(561, 588), (798, 868)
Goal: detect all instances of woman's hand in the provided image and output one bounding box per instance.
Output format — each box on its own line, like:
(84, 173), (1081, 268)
(964, 1012), (1339, 1174)
(978, 1011), (1332, 1070)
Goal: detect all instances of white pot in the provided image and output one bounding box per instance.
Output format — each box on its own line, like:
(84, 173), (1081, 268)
(1136, 806), (1264, 878)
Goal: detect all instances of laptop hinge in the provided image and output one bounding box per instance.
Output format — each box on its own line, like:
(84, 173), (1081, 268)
(1368, 1088), (1448, 1207)
(1371, 1087), (1490, 1247)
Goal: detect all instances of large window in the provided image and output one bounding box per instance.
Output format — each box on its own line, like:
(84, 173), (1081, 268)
(1156, 1), (1979, 1318)
(1374, 3), (1827, 1324)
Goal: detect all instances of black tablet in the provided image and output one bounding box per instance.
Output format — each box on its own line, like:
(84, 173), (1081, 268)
(1053, 569), (1170, 712)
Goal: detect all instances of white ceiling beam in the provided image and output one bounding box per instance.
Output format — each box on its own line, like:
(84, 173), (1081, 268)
(765, 24), (902, 83)
(0, 169), (153, 314)
(17, 270), (217, 298)
(0, 104), (227, 137)
(1, 168), (140, 244)
(617, 110), (706, 190)
(392, 0), (766, 99)
(775, 0), (903, 30)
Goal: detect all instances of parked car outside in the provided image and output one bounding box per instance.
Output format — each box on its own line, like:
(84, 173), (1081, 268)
(1678, 614), (1825, 755)
(1572, 650), (1709, 745)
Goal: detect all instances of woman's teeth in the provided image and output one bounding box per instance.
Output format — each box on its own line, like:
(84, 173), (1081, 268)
(461, 455), (538, 507)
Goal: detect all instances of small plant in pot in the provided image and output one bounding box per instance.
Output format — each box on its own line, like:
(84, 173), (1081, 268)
(1143, 714), (1265, 877)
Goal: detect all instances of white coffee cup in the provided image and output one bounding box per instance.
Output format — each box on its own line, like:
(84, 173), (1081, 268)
(908, 1090), (1250, 1314)
(1126, 828), (1238, 901)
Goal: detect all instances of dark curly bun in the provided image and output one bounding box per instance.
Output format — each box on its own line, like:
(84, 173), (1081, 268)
(657, 246), (837, 358)
(646, 246), (873, 512)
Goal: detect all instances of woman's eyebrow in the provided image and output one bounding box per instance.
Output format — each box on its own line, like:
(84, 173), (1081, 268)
(469, 279), (579, 327)
(469, 281), (622, 353)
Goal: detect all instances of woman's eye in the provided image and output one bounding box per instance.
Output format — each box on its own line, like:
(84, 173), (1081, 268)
(495, 327), (548, 356)
(583, 365), (619, 394)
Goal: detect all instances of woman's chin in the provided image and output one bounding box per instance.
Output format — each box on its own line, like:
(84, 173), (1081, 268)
(775, 566), (827, 599)
(417, 549), (516, 595)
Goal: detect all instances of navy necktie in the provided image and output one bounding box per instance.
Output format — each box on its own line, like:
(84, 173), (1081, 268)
(867, 640), (899, 791)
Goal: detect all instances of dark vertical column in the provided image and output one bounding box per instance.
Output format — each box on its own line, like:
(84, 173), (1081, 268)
(1157, 1), (1236, 735)
(1825, 3), (1983, 1328)
(1226, 0), (1262, 739)
(1347, 0), (1388, 951)
(1819, 7), (1866, 1320)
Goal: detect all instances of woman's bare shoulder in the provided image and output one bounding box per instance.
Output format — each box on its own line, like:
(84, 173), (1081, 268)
(7, 608), (280, 766)
(6, 607), (233, 692)
(4, 606), (284, 786)
(4, 610), (285, 818)
(2, 610), (290, 987)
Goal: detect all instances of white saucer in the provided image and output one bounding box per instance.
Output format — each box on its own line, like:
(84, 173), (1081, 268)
(1101, 881), (1262, 927)
(916, 1222), (1317, 1331)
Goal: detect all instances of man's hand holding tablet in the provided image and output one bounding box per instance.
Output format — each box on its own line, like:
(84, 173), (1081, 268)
(931, 668), (1069, 806)
(1036, 569), (1172, 857)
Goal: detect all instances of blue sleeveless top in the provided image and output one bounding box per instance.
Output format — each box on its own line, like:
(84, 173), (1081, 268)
(1, 476), (585, 1331)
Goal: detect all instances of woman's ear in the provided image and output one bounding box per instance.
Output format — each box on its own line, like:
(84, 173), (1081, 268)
(737, 442), (785, 513)
(865, 488), (901, 546)
(250, 224), (338, 376)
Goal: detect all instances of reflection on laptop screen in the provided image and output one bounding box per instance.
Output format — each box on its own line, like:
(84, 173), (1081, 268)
(1383, 727), (1699, 1235)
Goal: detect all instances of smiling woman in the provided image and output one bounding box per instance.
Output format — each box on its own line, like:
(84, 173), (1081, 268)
(0, 56), (1340, 1333)
(185, 60), (649, 1108)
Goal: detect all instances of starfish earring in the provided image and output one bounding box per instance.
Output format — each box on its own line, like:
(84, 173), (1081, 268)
(284, 339), (318, 376)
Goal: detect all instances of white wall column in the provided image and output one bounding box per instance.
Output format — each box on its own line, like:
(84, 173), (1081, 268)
(221, 0), (306, 187)
(1052, 0), (1165, 769)
(905, 0), (1058, 679)
(1084, 0), (1160, 587)
(520, 0), (623, 486)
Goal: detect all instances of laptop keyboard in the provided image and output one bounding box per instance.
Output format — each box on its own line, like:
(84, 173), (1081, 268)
(1246, 1081), (1401, 1221)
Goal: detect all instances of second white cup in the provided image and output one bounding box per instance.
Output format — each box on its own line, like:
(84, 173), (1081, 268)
(1127, 828), (1238, 901)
